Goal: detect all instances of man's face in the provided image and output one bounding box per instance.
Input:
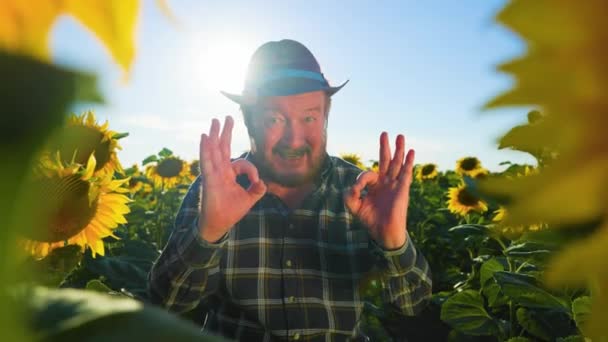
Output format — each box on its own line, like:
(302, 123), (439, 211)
(246, 90), (328, 187)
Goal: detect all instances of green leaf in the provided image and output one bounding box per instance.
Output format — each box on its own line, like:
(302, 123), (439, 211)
(158, 147), (173, 158)
(556, 336), (587, 342)
(516, 307), (553, 340)
(83, 252), (153, 299)
(572, 296), (591, 331)
(85, 279), (113, 293)
(482, 282), (509, 308)
(505, 242), (552, 258)
(12, 286), (224, 341)
(448, 224), (491, 236)
(440, 290), (499, 336)
(480, 257), (508, 286)
(112, 132), (129, 140)
(516, 307), (577, 340)
(142, 155), (158, 165)
(0, 52), (101, 342)
(494, 271), (570, 312)
(506, 337), (533, 342)
(20, 245), (83, 287)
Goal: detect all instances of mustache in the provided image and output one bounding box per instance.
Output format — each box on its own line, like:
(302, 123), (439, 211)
(273, 145), (311, 158)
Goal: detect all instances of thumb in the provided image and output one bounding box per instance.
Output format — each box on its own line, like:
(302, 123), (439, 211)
(345, 171), (378, 213)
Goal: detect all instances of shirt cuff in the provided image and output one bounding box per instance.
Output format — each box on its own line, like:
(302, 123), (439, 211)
(370, 231), (418, 275)
(175, 216), (228, 268)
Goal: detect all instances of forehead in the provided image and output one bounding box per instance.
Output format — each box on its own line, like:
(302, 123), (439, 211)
(254, 90), (326, 113)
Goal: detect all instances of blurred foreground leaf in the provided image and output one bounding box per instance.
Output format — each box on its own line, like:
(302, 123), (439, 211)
(11, 286), (225, 341)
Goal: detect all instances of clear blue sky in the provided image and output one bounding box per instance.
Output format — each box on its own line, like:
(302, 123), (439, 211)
(51, 0), (536, 171)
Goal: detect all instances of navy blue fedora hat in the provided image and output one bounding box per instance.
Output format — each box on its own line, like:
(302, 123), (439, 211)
(221, 39), (348, 105)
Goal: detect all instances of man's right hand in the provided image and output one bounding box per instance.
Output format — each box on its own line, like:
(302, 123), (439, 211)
(198, 116), (267, 243)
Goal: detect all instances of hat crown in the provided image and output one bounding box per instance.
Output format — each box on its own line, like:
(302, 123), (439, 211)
(245, 39), (322, 87)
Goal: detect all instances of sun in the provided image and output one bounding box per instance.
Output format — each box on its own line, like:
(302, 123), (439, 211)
(188, 35), (257, 93)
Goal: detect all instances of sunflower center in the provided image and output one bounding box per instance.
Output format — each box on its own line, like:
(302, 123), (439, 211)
(129, 177), (141, 188)
(457, 187), (481, 206)
(57, 125), (111, 171)
(460, 157), (480, 171)
(156, 158), (183, 178)
(421, 164), (436, 176)
(29, 175), (98, 242)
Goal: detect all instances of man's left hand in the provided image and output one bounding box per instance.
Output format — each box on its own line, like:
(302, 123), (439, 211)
(344, 132), (415, 250)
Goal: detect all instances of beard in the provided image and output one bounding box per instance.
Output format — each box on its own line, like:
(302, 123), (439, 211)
(252, 141), (327, 188)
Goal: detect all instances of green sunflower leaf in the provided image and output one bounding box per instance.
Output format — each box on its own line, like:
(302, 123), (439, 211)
(10, 286), (224, 341)
(494, 271), (570, 313)
(440, 290), (499, 336)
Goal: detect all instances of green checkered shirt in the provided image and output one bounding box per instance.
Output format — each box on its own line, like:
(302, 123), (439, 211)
(148, 153), (432, 341)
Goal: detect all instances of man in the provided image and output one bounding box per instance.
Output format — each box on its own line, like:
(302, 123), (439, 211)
(149, 39), (432, 341)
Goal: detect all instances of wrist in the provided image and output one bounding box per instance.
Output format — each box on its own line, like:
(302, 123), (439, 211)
(199, 221), (229, 243)
(376, 232), (407, 251)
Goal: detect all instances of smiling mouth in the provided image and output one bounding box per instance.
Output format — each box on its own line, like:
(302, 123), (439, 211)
(274, 147), (310, 160)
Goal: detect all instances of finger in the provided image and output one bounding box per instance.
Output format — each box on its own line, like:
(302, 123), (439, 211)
(232, 159), (266, 200)
(209, 118), (220, 140)
(232, 159), (260, 185)
(387, 134), (405, 180)
(199, 133), (214, 175)
(208, 118), (222, 169)
(345, 171), (379, 213)
(379, 132), (390, 176)
(219, 116), (234, 161)
(399, 149), (416, 188)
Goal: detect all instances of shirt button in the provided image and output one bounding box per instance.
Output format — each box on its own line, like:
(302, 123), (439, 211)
(285, 259), (293, 267)
(293, 333), (300, 340)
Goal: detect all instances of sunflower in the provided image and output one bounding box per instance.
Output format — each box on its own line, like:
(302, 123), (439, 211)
(124, 164), (146, 194)
(446, 183), (488, 217)
(492, 206), (544, 239)
(20, 154), (130, 259)
(455, 156), (483, 177)
(146, 156), (189, 189)
(48, 111), (124, 176)
(188, 160), (200, 181)
(416, 163), (438, 181)
(340, 153), (365, 169)
(472, 168), (489, 180)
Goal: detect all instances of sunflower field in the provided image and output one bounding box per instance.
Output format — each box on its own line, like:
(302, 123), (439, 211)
(2, 0), (607, 341)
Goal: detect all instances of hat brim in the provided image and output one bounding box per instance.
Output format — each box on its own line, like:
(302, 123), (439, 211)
(221, 79), (349, 106)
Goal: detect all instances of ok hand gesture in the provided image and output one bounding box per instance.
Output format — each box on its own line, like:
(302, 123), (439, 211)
(198, 116), (267, 242)
(344, 133), (415, 250)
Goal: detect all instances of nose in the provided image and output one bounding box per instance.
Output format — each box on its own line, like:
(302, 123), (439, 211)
(280, 121), (305, 148)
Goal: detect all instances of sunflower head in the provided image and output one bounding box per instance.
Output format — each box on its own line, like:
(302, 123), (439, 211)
(446, 183), (488, 217)
(48, 111), (124, 176)
(456, 156), (483, 176)
(340, 153), (365, 169)
(20, 155), (130, 259)
(472, 168), (490, 180)
(146, 156), (189, 189)
(370, 161), (379, 172)
(492, 206), (545, 240)
(416, 163), (438, 181)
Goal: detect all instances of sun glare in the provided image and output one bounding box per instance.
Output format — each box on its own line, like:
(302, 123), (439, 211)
(188, 35), (255, 94)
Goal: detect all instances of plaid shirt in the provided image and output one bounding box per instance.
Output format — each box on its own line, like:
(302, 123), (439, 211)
(148, 153), (432, 341)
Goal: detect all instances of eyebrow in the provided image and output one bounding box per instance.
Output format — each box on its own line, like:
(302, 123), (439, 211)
(304, 106), (322, 112)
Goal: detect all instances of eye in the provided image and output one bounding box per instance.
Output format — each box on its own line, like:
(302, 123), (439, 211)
(304, 115), (317, 123)
(266, 115), (284, 126)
